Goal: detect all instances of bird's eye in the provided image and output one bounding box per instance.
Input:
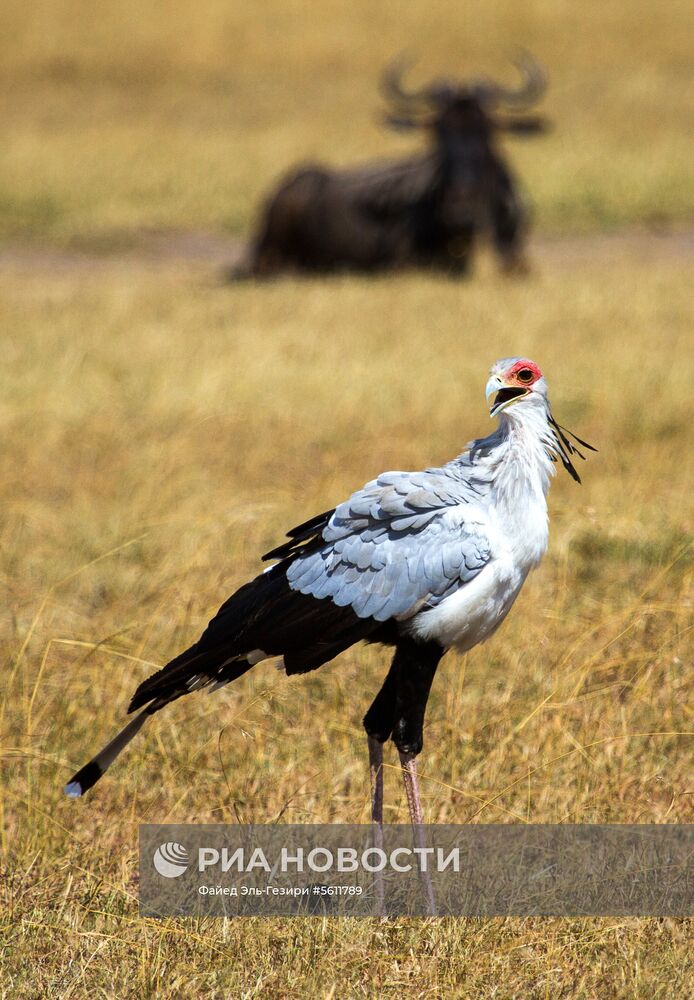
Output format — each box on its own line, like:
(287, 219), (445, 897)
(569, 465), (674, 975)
(516, 368), (534, 384)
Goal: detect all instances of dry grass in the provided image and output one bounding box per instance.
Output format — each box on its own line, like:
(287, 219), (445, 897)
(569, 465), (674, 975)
(0, 248), (692, 996)
(0, 0), (693, 240)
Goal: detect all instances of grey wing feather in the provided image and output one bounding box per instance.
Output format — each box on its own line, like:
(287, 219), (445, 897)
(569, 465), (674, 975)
(285, 465), (492, 622)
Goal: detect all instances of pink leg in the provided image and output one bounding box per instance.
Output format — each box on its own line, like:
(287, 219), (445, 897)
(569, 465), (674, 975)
(399, 750), (437, 916)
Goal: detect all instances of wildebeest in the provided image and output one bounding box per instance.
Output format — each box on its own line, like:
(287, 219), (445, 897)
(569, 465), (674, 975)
(234, 53), (548, 278)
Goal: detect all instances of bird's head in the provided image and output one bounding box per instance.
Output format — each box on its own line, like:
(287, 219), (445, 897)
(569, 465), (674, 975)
(485, 357), (597, 482)
(485, 357), (547, 418)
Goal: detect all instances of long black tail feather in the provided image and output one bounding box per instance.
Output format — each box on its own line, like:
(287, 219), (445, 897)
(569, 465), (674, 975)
(64, 706), (158, 797)
(64, 564), (386, 797)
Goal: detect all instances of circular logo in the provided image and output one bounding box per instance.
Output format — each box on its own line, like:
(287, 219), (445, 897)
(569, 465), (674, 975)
(153, 841), (189, 878)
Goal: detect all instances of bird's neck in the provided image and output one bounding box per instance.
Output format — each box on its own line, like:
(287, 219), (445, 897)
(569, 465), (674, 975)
(489, 402), (555, 510)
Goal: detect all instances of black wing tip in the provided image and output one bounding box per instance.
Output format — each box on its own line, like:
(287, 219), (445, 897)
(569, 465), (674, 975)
(285, 508), (335, 538)
(126, 642), (204, 712)
(261, 544), (287, 562)
(64, 760), (103, 798)
(262, 507), (336, 562)
(127, 677), (160, 713)
(128, 683), (167, 713)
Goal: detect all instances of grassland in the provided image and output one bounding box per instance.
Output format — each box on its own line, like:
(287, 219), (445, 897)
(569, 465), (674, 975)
(1, 0), (694, 997)
(1, 247), (692, 996)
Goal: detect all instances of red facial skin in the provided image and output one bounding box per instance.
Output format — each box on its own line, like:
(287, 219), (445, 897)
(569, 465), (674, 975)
(504, 360), (543, 387)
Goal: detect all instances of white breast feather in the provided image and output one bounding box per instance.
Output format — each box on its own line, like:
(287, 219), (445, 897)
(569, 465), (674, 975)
(410, 402), (553, 650)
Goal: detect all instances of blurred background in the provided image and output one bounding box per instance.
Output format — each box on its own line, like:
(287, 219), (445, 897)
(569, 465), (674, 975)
(1, 0), (692, 241)
(1, 2), (693, 996)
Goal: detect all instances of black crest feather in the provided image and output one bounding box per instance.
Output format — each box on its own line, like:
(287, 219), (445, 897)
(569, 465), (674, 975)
(548, 412), (597, 483)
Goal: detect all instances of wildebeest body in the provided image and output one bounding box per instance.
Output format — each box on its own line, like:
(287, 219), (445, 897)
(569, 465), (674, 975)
(237, 55), (546, 277)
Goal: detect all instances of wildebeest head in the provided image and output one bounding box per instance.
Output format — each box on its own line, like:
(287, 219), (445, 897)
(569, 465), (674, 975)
(380, 51), (548, 138)
(380, 52), (548, 231)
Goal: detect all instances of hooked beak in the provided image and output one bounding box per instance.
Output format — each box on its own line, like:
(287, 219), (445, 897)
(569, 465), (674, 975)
(486, 375), (529, 417)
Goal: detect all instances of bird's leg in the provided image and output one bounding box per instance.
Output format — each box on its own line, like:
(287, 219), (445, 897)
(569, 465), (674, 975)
(398, 749), (424, 825)
(398, 749), (436, 916)
(364, 658), (399, 917)
(368, 735), (384, 830)
(364, 653), (399, 835)
(391, 639), (445, 917)
(368, 734), (385, 915)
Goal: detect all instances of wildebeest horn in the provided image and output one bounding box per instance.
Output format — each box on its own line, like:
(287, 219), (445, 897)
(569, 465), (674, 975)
(492, 51), (547, 106)
(380, 55), (431, 106)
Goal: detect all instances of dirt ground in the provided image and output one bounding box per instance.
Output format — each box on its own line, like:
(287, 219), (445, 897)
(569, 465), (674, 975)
(2, 226), (693, 278)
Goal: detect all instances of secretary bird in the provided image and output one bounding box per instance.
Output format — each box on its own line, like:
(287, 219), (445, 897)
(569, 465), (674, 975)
(65, 359), (593, 842)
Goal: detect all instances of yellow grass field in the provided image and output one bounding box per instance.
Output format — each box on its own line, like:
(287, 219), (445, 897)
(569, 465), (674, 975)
(1, 1), (693, 997)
